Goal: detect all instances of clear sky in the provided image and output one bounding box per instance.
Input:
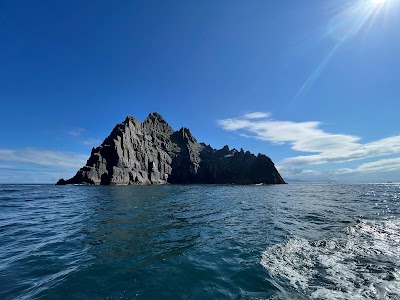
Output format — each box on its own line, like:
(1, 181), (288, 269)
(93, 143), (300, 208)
(1, 0), (399, 183)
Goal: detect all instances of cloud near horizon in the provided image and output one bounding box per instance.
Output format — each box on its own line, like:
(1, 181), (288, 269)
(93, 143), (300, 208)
(0, 148), (87, 169)
(278, 157), (400, 180)
(0, 148), (88, 183)
(218, 112), (400, 178)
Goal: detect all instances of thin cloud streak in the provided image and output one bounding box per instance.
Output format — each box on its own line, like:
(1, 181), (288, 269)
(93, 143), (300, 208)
(350, 157), (400, 174)
(68, 128), (85, 137)
(278, 157), (400, 182)
(281, 158), (400, 176)
(83, 138), (101, 147)
(0, 168), (78, 184)
(243, 112), (271, 119)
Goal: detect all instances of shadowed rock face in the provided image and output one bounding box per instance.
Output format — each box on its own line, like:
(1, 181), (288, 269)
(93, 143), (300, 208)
(57, 113), (286, 185)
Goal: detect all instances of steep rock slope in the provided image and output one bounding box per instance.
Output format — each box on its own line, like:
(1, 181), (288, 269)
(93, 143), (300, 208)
(57, 113), (285, 185)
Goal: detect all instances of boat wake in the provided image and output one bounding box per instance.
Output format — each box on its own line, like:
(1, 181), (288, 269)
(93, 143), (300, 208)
(261, 219), (400, 299)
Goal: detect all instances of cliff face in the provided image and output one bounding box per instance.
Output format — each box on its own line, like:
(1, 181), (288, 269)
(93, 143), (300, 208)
(57, 113), (285, 185)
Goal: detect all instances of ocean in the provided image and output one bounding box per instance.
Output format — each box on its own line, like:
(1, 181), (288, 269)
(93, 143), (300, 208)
(0, 183), (399, 299)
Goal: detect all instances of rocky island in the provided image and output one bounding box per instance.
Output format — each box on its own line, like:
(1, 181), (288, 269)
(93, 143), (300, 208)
(57, 113), (285, 185)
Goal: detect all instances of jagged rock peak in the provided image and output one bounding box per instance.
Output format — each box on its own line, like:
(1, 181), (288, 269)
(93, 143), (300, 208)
(145, 112), (168, 124)
(144, 112), (174, 135)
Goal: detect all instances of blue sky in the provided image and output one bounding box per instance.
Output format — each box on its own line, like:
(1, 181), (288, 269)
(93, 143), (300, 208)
(1, 0), (399, 183)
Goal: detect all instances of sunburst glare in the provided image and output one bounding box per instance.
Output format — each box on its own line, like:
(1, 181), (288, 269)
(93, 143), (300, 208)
(293, 0), (394, 100)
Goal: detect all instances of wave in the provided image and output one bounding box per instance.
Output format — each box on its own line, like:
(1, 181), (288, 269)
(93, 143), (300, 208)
(261, 219), (400, 299)
(17, 266), (80, 300)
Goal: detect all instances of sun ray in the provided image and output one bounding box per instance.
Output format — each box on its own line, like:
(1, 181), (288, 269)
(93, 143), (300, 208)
(290, 0), (392, 103)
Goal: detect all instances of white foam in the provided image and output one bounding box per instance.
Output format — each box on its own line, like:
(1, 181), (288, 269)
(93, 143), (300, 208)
(261, 219), (400, 299)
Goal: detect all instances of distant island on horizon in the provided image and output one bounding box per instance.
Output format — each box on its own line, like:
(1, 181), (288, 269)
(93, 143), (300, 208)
(57, 112), (285, 185)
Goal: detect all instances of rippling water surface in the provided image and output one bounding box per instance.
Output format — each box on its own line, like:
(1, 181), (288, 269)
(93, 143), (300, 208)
(0, 183), (399, 299)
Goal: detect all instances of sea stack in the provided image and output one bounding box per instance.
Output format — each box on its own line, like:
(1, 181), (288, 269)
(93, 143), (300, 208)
(57, 113), (286, 185)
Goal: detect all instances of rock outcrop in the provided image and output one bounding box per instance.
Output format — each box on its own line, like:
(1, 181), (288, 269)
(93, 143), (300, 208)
(57, 113), (286, 185)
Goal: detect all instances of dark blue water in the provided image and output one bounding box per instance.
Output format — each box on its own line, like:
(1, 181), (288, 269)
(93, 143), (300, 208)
(0, 183), (399, 299)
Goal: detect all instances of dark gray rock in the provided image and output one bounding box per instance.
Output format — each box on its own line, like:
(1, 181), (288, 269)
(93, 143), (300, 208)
(57, 113), (286, 185)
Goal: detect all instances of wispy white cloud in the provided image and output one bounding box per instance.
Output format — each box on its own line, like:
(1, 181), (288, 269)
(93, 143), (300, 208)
(0, 148), (87, 169)
(218, 113), (400, 169)
(67, 127), (102, 147)
(283, 136), (400, 166)
(0, 148), (88, 183)
(280, 161), (399, 177)
(277, 157), (400, 182)
(68, 128), (85, 137)
(83, 138), (101, 147)
(349, 157), (400, 174)
(0, 167), (78, 184)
